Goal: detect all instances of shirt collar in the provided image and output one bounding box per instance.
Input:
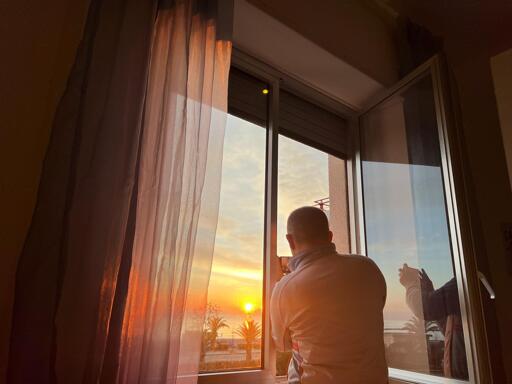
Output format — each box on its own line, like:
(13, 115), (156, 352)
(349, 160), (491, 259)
(288, 243), (337, 272)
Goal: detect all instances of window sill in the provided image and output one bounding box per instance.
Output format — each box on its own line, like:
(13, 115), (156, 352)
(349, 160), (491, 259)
(198, 370), (275, 384)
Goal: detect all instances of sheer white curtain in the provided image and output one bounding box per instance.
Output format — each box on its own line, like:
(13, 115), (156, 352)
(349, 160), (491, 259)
(118, 1), (231, 383)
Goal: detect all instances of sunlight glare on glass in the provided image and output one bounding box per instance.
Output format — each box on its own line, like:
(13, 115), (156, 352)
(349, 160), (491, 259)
(243, 302), (255, 314)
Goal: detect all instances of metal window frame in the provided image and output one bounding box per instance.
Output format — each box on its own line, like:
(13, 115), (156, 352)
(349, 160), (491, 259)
(354, 55), (490, 384)
(199, 49), (489, 384)
(199, 47), (356, 384)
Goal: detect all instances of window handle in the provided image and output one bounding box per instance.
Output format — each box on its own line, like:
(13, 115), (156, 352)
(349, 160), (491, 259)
(477, 271), (496, 300)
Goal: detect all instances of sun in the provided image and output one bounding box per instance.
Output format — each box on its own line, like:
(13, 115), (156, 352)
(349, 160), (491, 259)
(243, 302), (255, 314)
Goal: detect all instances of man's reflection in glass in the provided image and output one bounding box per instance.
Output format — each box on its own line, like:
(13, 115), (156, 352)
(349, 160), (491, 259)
(399, 264), (469, 380)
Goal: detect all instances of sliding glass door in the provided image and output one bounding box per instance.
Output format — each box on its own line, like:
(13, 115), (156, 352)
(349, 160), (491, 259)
(356, 58), (483, 383)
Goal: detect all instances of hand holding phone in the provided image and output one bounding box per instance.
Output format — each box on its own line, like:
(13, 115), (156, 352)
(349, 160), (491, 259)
(280, 257), (291, 275)
(419, 268), (434, 291)
(398, 263), (421, 287)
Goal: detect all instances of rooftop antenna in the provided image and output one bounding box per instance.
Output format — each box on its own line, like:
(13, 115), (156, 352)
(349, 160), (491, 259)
(313, 197), (330, 211)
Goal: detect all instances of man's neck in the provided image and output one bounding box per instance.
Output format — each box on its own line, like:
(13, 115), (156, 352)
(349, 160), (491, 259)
(288, 243), (336, 272)
(293, 242), (331, 256)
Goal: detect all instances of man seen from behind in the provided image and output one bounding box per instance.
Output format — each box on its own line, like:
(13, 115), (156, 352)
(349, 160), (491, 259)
(270, 206), (388, 383)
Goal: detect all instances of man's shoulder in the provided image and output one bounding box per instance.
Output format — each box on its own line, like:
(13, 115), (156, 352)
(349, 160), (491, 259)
(274, 254), (383, 291)
(272, 265), (307, 300)
(332, 254), (385, 285)
(337, 253), (382, 269)
(336, 252), (370, 261)
(274, 270), (298, 292)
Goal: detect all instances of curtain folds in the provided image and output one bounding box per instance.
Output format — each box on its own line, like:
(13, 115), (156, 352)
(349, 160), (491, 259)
(8, 0), (231, 382)
(118, 2), (231, 383)
(8, 0), (158, 382)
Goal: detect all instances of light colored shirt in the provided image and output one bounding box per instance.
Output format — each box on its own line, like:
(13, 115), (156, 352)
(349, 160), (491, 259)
(270, 243), (388, 384)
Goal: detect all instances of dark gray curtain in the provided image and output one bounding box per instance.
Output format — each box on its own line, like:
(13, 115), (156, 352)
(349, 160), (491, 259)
(396, 17), (443, 77)
(8, 0), (157, 382)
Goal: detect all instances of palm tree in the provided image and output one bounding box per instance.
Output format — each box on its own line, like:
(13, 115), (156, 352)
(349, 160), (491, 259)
(235, 319), (261, 362)
(402, 316), (440, 354)
(206, 315), (229, 351)
(403, 316), (439, 335)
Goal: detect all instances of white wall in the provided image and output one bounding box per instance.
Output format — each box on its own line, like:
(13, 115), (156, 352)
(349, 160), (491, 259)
(233, 0), (385, 109)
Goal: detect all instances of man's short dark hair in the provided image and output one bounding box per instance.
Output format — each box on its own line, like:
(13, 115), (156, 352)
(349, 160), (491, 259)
(287, 206), (330, 243)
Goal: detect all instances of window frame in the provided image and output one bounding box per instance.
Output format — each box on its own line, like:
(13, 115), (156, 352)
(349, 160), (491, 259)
(199, 50), (489, 384)
(198, 47), (356, 384)
(353, 56), (489, 384)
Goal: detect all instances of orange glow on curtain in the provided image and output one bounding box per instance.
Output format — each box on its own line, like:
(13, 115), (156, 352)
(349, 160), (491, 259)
(117, 2), (231, 383)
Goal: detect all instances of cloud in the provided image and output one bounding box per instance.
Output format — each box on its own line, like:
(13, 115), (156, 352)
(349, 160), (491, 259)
(204, 115), (267, 320)
(211, 263), (262, 281)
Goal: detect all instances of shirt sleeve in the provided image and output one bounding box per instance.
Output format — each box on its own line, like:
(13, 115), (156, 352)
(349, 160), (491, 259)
(270, 281), (292, 352)
(405, 282), (425, 318)
(422, 278), (459, 320)
(406, 278), (459, 321)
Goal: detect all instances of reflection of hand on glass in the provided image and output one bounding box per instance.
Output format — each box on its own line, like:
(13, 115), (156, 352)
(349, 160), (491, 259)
(401, 268), (469, 380)
(398, 263), (420, 288)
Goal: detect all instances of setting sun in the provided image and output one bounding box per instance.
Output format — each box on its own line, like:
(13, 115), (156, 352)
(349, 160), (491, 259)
(243, 302), (255, 314)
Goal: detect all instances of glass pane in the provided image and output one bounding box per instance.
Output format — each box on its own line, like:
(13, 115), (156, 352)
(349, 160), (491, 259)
(277, 135), (349, 258)
(276, 134), (349, 377)
(360, 74), (469, 380)
(199, 113), (266, 372)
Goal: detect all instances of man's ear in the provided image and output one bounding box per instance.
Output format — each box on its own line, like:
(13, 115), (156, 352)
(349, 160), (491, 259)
(286, 234), (295, 250)
(327, 230), (333, 243)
